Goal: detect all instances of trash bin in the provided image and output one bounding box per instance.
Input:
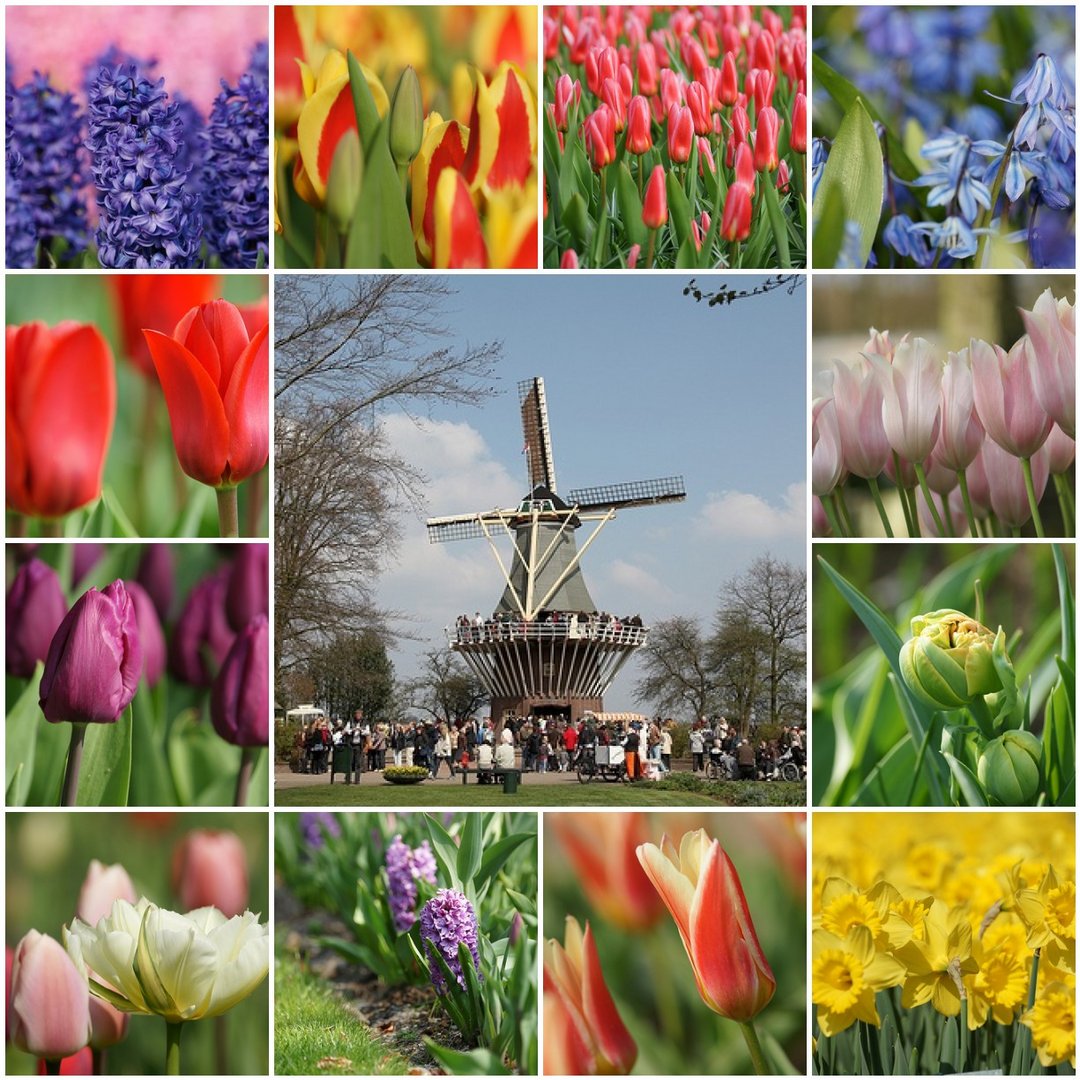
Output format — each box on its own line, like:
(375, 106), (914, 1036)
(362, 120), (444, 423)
(502, 769), (521, 794)
(331, 746), (351, 783)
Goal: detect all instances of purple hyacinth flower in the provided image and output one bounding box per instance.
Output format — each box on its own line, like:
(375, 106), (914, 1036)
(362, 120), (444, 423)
(210, 614), (269, 747)
(225, 544), (269, 632)
(6, 74), (37, 268)
(168, 568), (236, 687)
(124, 581), (166, 688)
(135, 544), (175, 622)
(6, 559), (68, 678)
(300, 812), (340, 847)
(386, 836), (438, 932)
(419, 889), (482, 994)
(39, 581), (141, 725)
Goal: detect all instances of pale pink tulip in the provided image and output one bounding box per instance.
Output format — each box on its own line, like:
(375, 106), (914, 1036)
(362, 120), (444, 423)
(831, 359), (890, 478)
(964, 448), (992, 517)
(925, 454), (959, 495)
(946, 486), (973, 535)
(1020, 288), (1075, 437)
(812, 395), (843, 497)
(914, 485), (951, 537)
(862, 327), (895, 362)
(936, 349), (985, 471)
(982, 438), (1049, 527)
(1044, 423), (1076, 475)
(10, 931), (91, 1060)
(171, 830), (249, 917)
(812, 496), (830, 535)
(76, 860), (137, 927)
(970, 337), (1053, 458)
(874, 338), (942, 464)
(89, 997), (128, 1050)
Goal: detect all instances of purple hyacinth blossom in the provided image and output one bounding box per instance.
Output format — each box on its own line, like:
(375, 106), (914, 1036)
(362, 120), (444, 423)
(168, 568), (236, 687)
(85, 62), (201, 268)
(124, 581), (166, 688)
(6, 75), (37, 268)
(225, 545), (269, 632)
(386, 836), (438, 932)
(419, 889), (482, 994)
(136, 544), (175, 622)
(300, 812), (340, 847)
(6, 559), (68, 678)
(39, 581), (141, 725)
(201, 40), (268, 269)
(210, 614), (269, 747)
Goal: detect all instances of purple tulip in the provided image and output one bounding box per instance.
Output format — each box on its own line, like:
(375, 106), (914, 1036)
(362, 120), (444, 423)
(419, 889), (482, 993)
(39, 581), (141, 724)
(72, 543), (106, 587)
(136, 544), (175, 621)
(124, 581), (166, 688)
(6, 559), (68, 678)
(210, 614), (268, 746)
(169, 569), (235, 687)
(226, 544), (269, 632)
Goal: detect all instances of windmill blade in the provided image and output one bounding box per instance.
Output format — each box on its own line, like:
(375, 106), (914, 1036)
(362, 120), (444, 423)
(567, 476), (687, 513)
(426, 515), (489, 543)
(519, 377), (557, 494)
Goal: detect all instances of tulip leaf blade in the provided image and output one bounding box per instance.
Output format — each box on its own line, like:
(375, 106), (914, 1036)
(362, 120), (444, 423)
(5, 667), (44, 806)
(128, 678), (178, 806)
(346, 123), (418, 269)
(614, 162), (646, 250)
(425, 813), (463, 891)
(665, 171), (692, 248)
(423, 1042), (510, 1075)
(473, 831), (533, 895)
(456, 810), (483, 889)
(101, 486), (140, 538)
(812, 97), (882, 270)
(941, 751), (988, 806)
(77, 706), (133, 806)
(346, 50), (383, 158)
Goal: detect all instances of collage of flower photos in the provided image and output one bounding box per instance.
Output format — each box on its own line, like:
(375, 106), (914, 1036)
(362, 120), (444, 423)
(3, 4), (1076, 1080)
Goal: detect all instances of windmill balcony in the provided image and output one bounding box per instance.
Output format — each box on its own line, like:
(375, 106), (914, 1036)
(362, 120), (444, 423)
(448, 615), (648, 648)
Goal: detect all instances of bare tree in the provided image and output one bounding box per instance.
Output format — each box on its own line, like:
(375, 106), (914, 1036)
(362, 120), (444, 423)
(633, 615), (721, 720)
(404, 649), (489, 725)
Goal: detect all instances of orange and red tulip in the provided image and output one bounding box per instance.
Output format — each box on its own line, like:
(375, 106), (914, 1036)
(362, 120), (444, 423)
(7, 323), (115, 519)
(544, 917), (637, 1075)
(637, 829), (776, 1022)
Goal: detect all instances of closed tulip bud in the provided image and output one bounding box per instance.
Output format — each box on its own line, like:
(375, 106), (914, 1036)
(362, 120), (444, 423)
(753, 69), (776, 113)
(720, 181), (753, 241)
(660, 68), (685, 115)
(777, 159), (791, 191)
(124, 581), (165, 688)
(583, 105), (617, 170)
(686, 81), (711, 135)
(831, 358), (891, 479)
(10, 931), (92, 1060)
(325, 128), (363, 235)
(389, 66), (423, 167)
(970, 336), (1053, 459)
(211, 614), (269, 747)
(600, 77), (627, 131)
(734, 141), (755, 189)
(899, 609), (1007, 710)
(626, 243), (641, 268)
(135, 545), (175, 622)
(753, 105), (780, 171)
(698, 136), (716, 174)
(936, 348), (985, 472)
(636, 42), (659, 96)
(40, 582), (141, 726)
(719, 52), (739, 105)
(560, 249), (580, 269)
(585, 45), (617, 96)
(1044, 423), (1075, 475)
(978, 731), (1041, 805)
(812, 386), (844, 497)
(172, 830), (249, 916)
(553, 74), (575, 131)
(169, 569), (235, 688)
(88, 998), (127, 1052)
(77, 860), (138, 927)
(873, 338), (943, 464)
(982, 436), (1050, 527)
(667, 104), (694, 163)
(791, 92), (807, 153)
(753, 29), (776, 72)
(642, 165), (668, 229)
(1020, 288), (1075, 437)
(625, 95), (652, 154)
(6, 559), (67, 678)
(637, 829), (776, 1021)
(731, 102), (750, 144)
(226, 544), (269, 631)
(545, 917), (637, 1075)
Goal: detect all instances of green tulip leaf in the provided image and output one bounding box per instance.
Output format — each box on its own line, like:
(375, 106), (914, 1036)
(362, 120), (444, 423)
(128, 679), (178, 806)
(5, 668), (44, 806)
(346, 50), (383, 157)
(665, 171), (692, 247)
(456, 810), (483, 888)
(77, 706), (133, 806)
(346, 124), (418, 269)
(614, 162), (646, 249)
(424, 1043), (510, 1076)
(473, 832), (534, 894)
(941, 752), (988, 806)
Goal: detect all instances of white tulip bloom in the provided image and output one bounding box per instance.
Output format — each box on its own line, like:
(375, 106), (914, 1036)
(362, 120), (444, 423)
(63, 897), (268, 1024)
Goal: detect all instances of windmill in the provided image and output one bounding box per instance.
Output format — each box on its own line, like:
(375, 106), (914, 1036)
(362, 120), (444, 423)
(426, 377), (686, 725)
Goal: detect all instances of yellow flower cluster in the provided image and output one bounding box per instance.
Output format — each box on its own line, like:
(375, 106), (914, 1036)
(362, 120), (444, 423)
(812, 813), (1075, 1067)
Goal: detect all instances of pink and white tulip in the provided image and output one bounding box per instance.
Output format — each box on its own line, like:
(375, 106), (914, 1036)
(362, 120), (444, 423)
(874, 338), (942, 465)
(970, 337), (1052, 459)
(935, 349), (985, 472)
(10, 931), (91, 1060)
(981, 438), (1050, 528)
(1020, 288), (1075, 438)
(831, 359), (890, 479)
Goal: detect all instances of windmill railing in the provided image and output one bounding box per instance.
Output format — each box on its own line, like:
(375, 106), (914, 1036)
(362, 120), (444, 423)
(447, 618), (648, 648)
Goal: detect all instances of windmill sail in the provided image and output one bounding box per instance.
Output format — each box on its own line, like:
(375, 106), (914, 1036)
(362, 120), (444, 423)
(519, 377), (557, 493)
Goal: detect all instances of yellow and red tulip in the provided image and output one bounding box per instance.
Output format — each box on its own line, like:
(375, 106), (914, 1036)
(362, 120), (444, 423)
(411, 113), (469, 262)
(484, 180), (538, 269)
(544, 917), (637, 1076)
(637, 828), (776, 1022)
(432, 169), (488, 269)
(461, 61), (537, 194)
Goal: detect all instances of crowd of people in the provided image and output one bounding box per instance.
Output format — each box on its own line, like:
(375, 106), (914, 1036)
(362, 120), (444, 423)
(688, 717), (805, 781)
(451, 609), (646, 645)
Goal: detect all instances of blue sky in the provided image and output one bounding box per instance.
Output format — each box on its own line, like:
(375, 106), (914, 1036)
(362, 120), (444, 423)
(375, 273), (807, 713)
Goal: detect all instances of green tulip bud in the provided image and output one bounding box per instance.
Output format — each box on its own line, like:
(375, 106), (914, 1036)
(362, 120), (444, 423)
(325, 128), (363, 236)
(899, 609), (1007, 711)
(977, 731), (1041, 805)
(389, 66), (423, 168)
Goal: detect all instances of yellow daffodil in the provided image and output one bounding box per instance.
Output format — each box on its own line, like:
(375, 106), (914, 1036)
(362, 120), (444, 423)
(895, 900), (979, 1016)
(811, 926), (905, 1036)
(1022, 982), (1076, 1067)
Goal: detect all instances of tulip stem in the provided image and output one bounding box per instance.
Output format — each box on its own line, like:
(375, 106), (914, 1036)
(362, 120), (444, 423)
(738, 1020), (770, 1075)
(645, 228), (656, 269)
(216, 487), (240, 538)
(1053, 473), (1074, 535)
(165, 1021), (183, 1075)
(92, 1048), (106, 1075)
(913, 463), (946, 535)
(1020, 457), (1046, 537)
(235, 747), (256, 806)
(833, 486), (856, 535)
(866, 477), (894, 537)
(957, 470), (981, 537)
(820, 494), (846, 537)
(61, 723), (86, 806)
(44, 1061), (61, 1075)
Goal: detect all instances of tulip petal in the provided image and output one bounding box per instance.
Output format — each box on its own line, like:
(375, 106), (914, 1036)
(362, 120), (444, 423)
(144, 331), (230, 487)
(637, 841), (696, 945)
(462, 63), (536, 194)
(581, 923), (637, 1072)
(297, 77), (357, 203)
(411, 117), (468, 261)
(433, 168), (488, 269)
(222, 325), (269, 486)
(543, 970), (596, 1075)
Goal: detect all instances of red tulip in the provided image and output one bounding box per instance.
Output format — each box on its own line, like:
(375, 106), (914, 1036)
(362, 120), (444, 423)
(554, 73), (577, 131)
(734, 142), (755, 189)
(777, 159), (791, 191)
(753, 69), (776, 112)
(753, 106), (780, 172)
(698, 136), (717, 175)
(109, 276), (219, 379)
(7, 323), (115, 519)
(667, 104), (694, 163)
(660, 68), (685, 115)
(637, 829), (776, 1021)
(721, 182), (753, 241)
(686, 81), (712, 136)
(642, 165), (668, 229)
(636, 42), (659, 96)
(143, 300), (269, 489)
(584, 105), (617, 170)
(585, 45), (617, 96)
(791, 92), (807, 154)
(601, 78), (627, 131)
(560, 249), (580, 269)
(719, 52), (739, 105)
(625, 95), (652, 154)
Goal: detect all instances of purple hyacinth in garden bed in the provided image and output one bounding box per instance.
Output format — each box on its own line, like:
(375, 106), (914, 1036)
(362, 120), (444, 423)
(386, 835), (438, 932)
(419, 889), (482, 993)
(300, 811), (341, 848)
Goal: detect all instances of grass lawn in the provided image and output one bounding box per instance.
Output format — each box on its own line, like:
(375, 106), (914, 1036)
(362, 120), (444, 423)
(275, 946), (410, 1076)
(274, 779), (806, 807)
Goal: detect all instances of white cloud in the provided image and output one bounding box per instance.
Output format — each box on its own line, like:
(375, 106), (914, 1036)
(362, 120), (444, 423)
(696, 482), (806, 540)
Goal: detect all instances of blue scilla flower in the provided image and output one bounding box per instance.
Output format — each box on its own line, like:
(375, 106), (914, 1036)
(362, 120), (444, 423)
(913, 132), (991, 222)
(8, 72), (89, 260)
(909, 8), (999, 97)
(911, 215), (982, 261)
(882, 213), (934, 268)
(811, 138), (828, 198)
(86, 62), (202, 268)
(1012, 54), (1071, 110)
(200, 43), (268, 269)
